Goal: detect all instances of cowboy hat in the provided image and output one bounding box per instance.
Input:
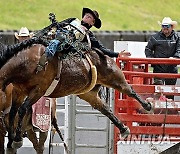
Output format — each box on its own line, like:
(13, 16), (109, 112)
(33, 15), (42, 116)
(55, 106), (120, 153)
(158, 17), (177, 28)
(15, 27), (33, 39)
(82, 8), (101, 29)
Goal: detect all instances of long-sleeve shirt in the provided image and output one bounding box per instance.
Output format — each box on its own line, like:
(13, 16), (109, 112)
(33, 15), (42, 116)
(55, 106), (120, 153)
(145, 30), (180, 73)
(58, 18), (119, 58)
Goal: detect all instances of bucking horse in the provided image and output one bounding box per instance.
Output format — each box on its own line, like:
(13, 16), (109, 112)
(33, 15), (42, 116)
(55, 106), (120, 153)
(0, 22), (152, 151)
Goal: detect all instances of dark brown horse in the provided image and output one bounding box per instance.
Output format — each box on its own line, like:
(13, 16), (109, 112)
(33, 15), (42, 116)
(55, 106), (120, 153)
(0, 83), (67, 154)
(0, 84), (13, 154)
(0, 38), (151, 149)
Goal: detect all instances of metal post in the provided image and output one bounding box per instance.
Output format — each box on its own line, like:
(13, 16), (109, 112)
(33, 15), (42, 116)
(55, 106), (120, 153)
(68, 95), (76, 154)
(109, 88), (115, 154)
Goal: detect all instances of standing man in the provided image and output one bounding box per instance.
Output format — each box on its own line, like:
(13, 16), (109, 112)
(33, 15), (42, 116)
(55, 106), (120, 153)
(145, 17), (180, 99)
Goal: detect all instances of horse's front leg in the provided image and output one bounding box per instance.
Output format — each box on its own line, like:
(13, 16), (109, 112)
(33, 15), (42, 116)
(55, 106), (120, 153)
(0, 114), (6, 154)
(12, 89), (43, 149)
(6, 104), (18, 154)
(12, 100), (29, 149)
(78, 88), (130, 138)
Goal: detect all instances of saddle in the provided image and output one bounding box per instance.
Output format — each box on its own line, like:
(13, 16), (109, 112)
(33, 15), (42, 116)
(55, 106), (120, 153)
(36, 20), (91, 72)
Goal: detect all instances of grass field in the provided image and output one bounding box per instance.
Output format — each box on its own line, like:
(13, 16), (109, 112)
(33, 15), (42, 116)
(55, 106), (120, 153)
(0, 0), (180, 31)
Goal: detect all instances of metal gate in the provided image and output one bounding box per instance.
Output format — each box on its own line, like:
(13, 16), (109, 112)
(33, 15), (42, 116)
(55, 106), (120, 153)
(49, 97), (69, 154)
(114, 57), (180, 154)
(49, 89), (114, 154)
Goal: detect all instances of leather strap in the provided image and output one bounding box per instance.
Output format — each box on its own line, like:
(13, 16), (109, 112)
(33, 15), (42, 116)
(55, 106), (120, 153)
(44, 57), (62, 96)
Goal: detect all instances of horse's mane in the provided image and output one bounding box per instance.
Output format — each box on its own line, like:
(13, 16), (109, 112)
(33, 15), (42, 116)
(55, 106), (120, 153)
(0, 37), (48, 69)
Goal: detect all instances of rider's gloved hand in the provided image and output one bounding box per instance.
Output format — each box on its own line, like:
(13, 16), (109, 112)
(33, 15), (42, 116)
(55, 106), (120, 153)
(118, 50), (131, 58)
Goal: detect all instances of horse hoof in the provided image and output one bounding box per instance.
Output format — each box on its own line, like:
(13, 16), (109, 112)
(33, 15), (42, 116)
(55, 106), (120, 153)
(147, 103), (155, 114)
(120, 126), (130, 139)
(12, 140), (23, 149)
(6, 148), (17, 154)
(64, 142), (70, 154)
(143, 102), (152, 111)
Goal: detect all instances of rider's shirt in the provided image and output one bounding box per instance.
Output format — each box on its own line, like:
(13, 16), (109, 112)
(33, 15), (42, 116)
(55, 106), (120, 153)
(68, 18), (87, 41)
(56, 17), (119, 58)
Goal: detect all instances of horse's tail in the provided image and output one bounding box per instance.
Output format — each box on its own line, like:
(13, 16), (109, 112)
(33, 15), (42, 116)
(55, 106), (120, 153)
(51, 117), (70, 154)
(0, 37), (48, 69)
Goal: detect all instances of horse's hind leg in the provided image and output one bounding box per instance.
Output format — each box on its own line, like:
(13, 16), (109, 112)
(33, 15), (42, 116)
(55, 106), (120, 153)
(52, 117), (69, 154)
(27, 129), (47, 154)
(38, 132), (48, 154)
(127, 86), (152, 111)
(78, 86), (130, 138)
(106, 68), (151, 111)
(116, 82), (151, 111)
(26, 129), (39, 153)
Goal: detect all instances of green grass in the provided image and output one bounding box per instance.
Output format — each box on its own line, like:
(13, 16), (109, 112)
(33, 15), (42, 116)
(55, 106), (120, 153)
(1, 0), (180, 31)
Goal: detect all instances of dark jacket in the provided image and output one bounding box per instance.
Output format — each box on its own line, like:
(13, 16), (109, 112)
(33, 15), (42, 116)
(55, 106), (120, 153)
(58, 18), (119, 58)
(145, 30), (180, 73)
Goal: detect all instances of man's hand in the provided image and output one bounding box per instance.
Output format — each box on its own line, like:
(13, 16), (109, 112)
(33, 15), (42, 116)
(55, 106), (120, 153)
(118, 50), (131, 57)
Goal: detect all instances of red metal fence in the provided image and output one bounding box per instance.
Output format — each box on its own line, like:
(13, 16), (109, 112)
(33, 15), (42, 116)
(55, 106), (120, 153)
(114, 57), (180, 154)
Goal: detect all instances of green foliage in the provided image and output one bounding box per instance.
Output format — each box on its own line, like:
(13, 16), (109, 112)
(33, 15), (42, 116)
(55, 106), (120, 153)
(0, 0), (180, 31)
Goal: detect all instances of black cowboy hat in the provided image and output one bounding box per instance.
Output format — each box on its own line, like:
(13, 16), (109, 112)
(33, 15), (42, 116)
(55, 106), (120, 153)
(82, 8), (102, 29)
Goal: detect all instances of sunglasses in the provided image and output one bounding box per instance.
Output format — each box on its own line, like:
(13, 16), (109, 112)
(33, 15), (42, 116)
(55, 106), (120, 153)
(162, 24), (172, 28)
